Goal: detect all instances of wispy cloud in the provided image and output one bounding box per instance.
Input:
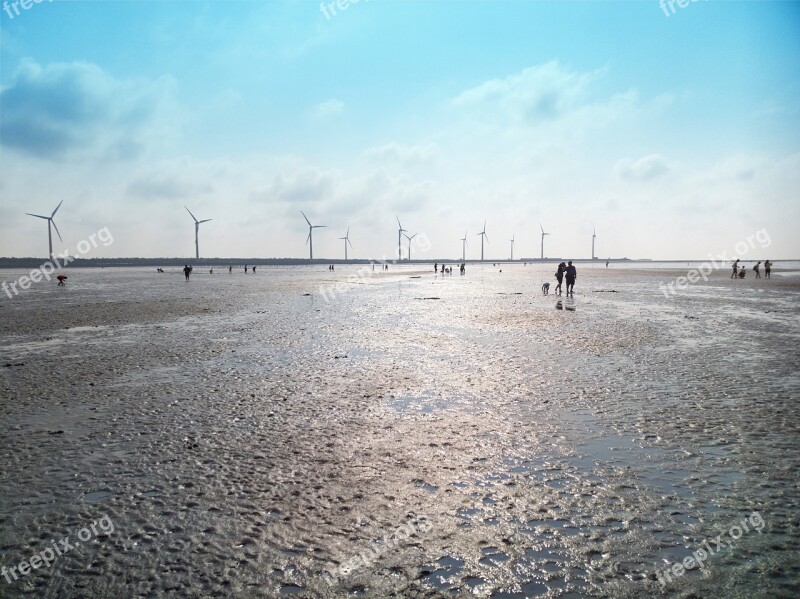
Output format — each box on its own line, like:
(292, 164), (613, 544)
(311, 98), (344, 120)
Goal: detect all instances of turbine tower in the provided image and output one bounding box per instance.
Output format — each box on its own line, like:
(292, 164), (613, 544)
(539, 222), (550, 260)
(340, 227), (353, 261)
(476, 221), (489, 261)
(301, 211), (326, 260)
(404, 232), (418, 261)
(26, 200), (63, 262)
(510, 234), (515, 261)
(460, 230), (468, 261)
(396, 216), (406, 260)
(185, 205), (212, 260)
(592, 227), (597, 260)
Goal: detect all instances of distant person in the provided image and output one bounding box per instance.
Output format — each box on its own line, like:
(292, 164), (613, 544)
(434, 263), (438, 273)
(252, 266), (256, 274)
(245, 265), (248, 273)
(460, 263), (465, 275)
(57, 274), (67, 286)
(731, 259), (740, 278)
(183, 265), (192, 281)
(565, 261), (577, 294)
(738, 268), (746, 279)
(765, 260), (772, 278)
(210, 269), (213, 274)
(606, 260), (609, 268)
(554, 262), (567, 294)
(753, 261), (761, 278)
(229, 265), (233, 274)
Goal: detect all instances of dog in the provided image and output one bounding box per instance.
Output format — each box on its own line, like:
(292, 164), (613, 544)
(542, 282), (550, 294)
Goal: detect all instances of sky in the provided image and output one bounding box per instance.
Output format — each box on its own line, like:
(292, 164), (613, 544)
(1, 0), (799, 261)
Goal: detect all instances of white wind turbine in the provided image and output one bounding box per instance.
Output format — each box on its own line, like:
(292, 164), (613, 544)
(539, 222), (550, 260)
(476, 221), (489, 261)
(404, 232), (418, 261)
(185, 206), (212, 260)
(460, 230), (468, 261)
(26, 200), (64, 262)
(301, 210), (326, 260)
(510, 234), (516, 261)
(396, 216), (406, 261)
(340, 227), (353, 260)
(592, 227), (597, 260)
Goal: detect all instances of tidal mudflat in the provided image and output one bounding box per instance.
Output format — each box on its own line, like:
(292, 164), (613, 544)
(1, 264), (799, 598)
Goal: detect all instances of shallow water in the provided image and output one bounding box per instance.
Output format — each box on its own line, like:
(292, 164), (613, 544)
(1, 264), (799, 598)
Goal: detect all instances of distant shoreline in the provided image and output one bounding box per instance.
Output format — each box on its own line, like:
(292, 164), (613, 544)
(0, 257), (794, 269)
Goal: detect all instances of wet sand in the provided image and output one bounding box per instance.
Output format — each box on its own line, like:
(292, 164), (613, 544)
(1, 264), (799, 598)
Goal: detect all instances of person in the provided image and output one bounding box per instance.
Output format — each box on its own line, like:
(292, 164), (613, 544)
(731, 259), (740, 278)
(554, 262), (567, 294)
(252, 266), (256, 274)
(183, 265), (192, 281)
(209, 269), (213, 274)
(753, 261), (761, 278)
(57, 274), (67, 286)
(245, 265), (248, 273)
(229, 265), (233, 274)
(765, 260), (772, 278)
(434, 263), (438, 273)
(565, 261), (577, 294)
(738, 268), (746, 279)
(460, 263), (465, 275)
(606, 260), (609, 268)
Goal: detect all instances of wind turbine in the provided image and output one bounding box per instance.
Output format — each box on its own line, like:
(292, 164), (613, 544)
(185, 206), (212, 260)
(510, 234), (515, 261)
(26, 200), (63, 262)
(396, 216), (406, 260)
(340, 227), (353, 260)
(592, 227), (597, 260)
(539, 222), (550, 260)
(460, 230), (468, 261)
(404, 232), (418, 261)
(301, 211), (326, 260)
(476, 221), (488, 261)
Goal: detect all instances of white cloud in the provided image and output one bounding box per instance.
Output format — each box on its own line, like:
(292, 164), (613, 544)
(614, 154), (672, 181)
(311, 98), (344, 120)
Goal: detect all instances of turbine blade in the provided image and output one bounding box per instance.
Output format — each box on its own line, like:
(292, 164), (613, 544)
(301, 211), (311, 226)
(348, 238), (353, 248)
(199, 219), (212, 224)
(26, 213), (48, 220)
(306, 232), (311, 245)
(185, 206), (199, 223)
(51, 200), (64, 218)
(51, 219), (63, 243)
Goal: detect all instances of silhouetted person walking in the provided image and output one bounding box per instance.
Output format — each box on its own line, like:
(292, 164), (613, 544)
(565, 261), (577, 294)
(183, 265), (192, 281)
(765, 260), (772, 278)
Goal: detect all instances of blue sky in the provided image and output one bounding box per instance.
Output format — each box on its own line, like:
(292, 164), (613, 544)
(1, 0), (799, 260)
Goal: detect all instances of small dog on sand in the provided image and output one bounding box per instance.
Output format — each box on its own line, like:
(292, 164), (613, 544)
(542, 282), (550, 294)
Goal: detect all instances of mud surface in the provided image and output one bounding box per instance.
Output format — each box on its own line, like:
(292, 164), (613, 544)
(1, 264), (799, 598)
